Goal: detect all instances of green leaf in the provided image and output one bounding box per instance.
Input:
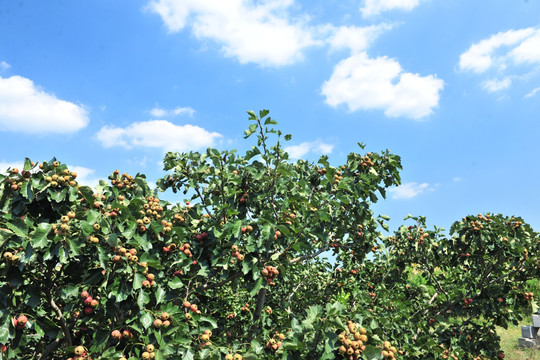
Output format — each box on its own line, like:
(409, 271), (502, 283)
(199, 316), (217, 328)
(155, 286), (166, 305)
(133, 273), (145, 291)
(364, 345), (383, 360)
(23, 158), (32, 171)
(6, 219), (28, 238)
(137, 289), (150, 309)
(0, 228), (13, 247)
(182, 348), (194, 360)
(250, 277), (264, 298)
(30, 223), (52, 249)
(168, 277), (184, 290)
(140, 312), (154, 329)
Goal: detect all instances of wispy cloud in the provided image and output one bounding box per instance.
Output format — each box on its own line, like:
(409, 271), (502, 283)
(388, 182), (431, 199)
(284, 140), (334, 158)
(525, 86), (540, 98)
(459, 27), (540, 93)
(149, 106), (195, 118)
(96, 120), (222, 152)
(0, 61), (10, 71)
(482, 77), (512, 92)
(360, 0), (423, 18)
(0, 75), (89, 134)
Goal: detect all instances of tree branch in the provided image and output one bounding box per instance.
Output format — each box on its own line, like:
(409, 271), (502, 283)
(289, 244), (330, 265)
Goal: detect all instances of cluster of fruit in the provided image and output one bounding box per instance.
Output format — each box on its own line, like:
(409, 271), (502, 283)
(137, 196), (164, 224)
(2, 251), (20, 264)
(68, 345), (91, 360)
(524, 292), (535, 301)
(240, 303), (250, 312)
(110, 329), (133, 341)
(198, 329), (213, 349)
(113, 247), (139, 264)
(224, 353), (243, 360)
(231, 245), (244, 262)
(172, 212), (186, 224)
(44, 165), (78, 188)
(51, 211), (77, 235)
(462, 298), (474, 308)
(265, 332), (285, 351)
(183, 301), (201, 320)
(238, 192), (249, 203)
(141, 344), (157, 359)
(359, 154), (375, 168)
(337, 321), (368, 359)
(109, 170), (137, 190)
(160, 219), (173, 233)
(381, 340), (399, 359)
(261, 265), (279, 285)
(80, 291), (98, 315)
(333, 171), (344, 185)
(153, 312), (171, 329)
(142, 273), (157, 288)
(195, 231), (209, 244)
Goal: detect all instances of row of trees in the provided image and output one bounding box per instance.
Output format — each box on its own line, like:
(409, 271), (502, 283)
(0, 110), (538, 359)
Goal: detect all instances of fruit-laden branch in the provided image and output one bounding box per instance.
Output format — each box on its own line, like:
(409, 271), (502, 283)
(289, 243), (330, 264)
(435, 264), (526, 317)
(194, 186), (215, 221)
(250, 287), (267, 334)
(47, 288), (72, 348)
(38, 338), (63, 360)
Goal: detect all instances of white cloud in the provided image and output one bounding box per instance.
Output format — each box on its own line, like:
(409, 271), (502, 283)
(67, 165), (102, 188)
(149, 106), (195, 117)
(326, 23), (393, 54)
(321, 52), (443, 119)
(361, 0), (421, 18)
(0, 75), (89, 134)
(96, 120), (222, 152)
(525, 86), (540, 98)
(146, 0), (318, 66)
(284, 140), (334, 158)
(459, 28), (537, 73)
(481, 77), (512, 92)
(388, 182), (430, 199)
(0, 61), (10, 71)
(459, 27), (540, 92)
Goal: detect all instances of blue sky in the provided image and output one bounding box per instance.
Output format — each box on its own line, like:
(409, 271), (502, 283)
(1, 0), (539, 233)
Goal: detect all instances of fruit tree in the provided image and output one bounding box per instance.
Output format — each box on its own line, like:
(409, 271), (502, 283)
(0, 110), (538, 359)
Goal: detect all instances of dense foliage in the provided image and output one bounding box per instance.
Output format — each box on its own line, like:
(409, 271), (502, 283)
(0, 110), (538, 360)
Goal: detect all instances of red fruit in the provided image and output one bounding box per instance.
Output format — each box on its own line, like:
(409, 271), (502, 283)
(74, 346), (86, 355)
(0, 345), (6, 352)
(190, 304), (198, 312)
(184, 301), (191, 308)
(17, 315), (28, 325)
(111, 329), (122, 340)
(153, 319), (162, 328)
(142, 280), (151, 288)
(122, 329), (132, 339)
(192, 260), (197, 265)
(90, 299), (99, 308)
(80, 290), (89, 298)
(83, 306), (94, 315)
(84, 296), (93, 305)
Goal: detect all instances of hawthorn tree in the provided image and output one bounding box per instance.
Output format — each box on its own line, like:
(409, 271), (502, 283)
(0, 110), (538, 360)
